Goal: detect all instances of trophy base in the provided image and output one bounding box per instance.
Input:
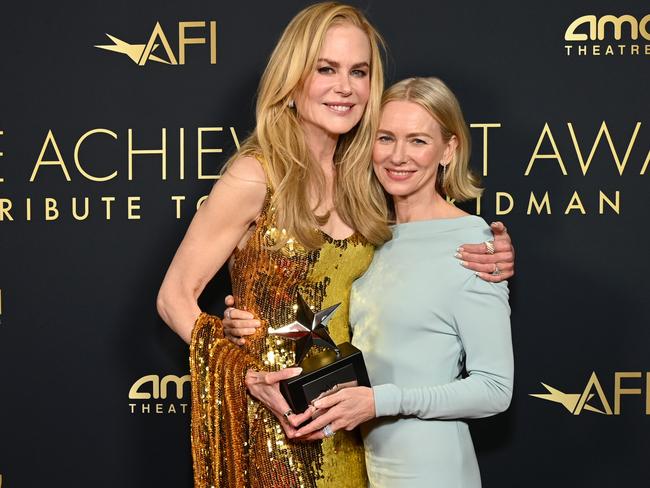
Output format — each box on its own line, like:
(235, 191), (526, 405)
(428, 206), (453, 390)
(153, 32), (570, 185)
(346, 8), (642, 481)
(279, 341), (371, 413)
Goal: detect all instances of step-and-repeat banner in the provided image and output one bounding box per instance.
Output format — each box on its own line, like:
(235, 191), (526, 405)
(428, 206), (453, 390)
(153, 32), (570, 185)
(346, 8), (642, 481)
(1, 1), (648, 486)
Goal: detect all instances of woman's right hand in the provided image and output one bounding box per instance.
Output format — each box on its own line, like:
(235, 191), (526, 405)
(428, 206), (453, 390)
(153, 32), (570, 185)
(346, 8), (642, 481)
(223, 295), (261, 345)
(245, 368), (315, 439)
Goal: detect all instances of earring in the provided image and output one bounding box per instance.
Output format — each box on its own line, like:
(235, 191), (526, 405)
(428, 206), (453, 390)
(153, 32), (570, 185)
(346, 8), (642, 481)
(441, 162), (447, 180)
(288, 99), (295, 108)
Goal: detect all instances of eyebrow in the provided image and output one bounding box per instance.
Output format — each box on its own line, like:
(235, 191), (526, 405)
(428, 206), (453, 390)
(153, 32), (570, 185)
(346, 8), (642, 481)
(317, 58), (370, 69)
(377, 129), (433, 138)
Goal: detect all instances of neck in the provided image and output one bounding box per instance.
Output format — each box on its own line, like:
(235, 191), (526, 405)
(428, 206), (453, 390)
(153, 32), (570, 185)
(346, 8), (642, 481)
(303, 124), (338, 170)
(393, 191), (450, 223)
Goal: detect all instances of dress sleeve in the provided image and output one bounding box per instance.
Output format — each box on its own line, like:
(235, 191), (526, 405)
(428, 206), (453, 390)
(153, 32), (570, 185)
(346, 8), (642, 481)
(372, 277), (513, 419)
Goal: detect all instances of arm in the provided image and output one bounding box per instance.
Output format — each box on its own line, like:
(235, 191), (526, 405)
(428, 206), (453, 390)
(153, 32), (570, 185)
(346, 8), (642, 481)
(156, 156), (267, 344)
(296, 275), (513, 438)
(373, 277), (513, 419)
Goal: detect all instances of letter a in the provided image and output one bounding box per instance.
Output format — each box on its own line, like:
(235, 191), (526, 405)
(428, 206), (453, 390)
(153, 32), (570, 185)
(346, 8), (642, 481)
(574, 372), (613, 415)
(524, 123), (568, 176)
(140, 22), (178, 65)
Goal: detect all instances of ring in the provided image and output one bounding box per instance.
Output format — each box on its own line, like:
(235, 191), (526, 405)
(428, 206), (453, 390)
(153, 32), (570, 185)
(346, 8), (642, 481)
(484, 240), (495, 255)
(322, 424), (335, 438)
(224, 308), (232, 320)
(492, 263), (501, 276)
(282, 409), (294, 420)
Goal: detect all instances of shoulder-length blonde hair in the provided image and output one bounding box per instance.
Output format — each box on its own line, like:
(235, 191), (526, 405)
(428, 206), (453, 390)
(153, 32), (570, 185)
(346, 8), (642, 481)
(381, 77), (482, 201)
(227, 2), (391, 249)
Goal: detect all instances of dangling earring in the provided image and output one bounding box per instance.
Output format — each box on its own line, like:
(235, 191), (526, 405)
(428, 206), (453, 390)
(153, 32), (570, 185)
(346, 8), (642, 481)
(288, 99), (295, 109)
(441, 162), (447, 180)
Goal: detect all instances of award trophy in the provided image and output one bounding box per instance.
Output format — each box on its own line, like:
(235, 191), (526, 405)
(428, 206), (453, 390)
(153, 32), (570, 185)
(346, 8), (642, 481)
(268, 293), (371, 412)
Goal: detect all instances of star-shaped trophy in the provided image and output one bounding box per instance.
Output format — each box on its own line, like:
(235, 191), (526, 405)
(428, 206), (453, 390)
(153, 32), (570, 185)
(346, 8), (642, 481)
(268, 293), (371, 413)
(268, 293), (341, 365)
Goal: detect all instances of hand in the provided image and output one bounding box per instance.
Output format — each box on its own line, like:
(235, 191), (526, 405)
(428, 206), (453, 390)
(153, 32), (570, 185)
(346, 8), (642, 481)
(223, 294), (261, 345)
(245, 368), (314, 439)
(294, 386), (376, 440)
(456, 221), (515, 283)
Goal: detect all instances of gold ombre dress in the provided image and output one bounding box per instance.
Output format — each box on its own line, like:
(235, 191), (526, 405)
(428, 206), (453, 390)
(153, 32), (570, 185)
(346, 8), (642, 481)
(190, 186), (373, 488)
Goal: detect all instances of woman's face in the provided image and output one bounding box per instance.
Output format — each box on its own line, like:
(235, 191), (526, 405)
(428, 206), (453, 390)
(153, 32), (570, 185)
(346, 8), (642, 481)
(295, 23), (371, 140)
(372, 100), (456, 200)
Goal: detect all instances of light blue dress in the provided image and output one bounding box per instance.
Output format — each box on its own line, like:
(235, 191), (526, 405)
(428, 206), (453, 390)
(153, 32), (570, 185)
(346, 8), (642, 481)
(350, 215), (514, 488)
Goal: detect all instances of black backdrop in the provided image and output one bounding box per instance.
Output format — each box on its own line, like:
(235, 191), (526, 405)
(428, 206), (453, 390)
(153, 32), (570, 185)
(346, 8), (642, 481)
(1, 1), (649, 487)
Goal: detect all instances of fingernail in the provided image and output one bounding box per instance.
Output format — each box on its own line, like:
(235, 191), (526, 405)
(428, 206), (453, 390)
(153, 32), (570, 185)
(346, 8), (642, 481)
(474, 271), (481, 276)
(454, 252), (462, 259)
(459, 261), (467, 267)
(255, 320), (262, 327)
(313, 400), (321, 408)
(457, 247), (464, 252)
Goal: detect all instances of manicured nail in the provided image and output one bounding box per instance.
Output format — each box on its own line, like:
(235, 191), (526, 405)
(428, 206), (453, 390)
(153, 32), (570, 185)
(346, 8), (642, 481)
(475, 271), (481, 276)
(457, 247), (464, 252)
(454, 252), (462, 259)
(459, 261), (468, 267)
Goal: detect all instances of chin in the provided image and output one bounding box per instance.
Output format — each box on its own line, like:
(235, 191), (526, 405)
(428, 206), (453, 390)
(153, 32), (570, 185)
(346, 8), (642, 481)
(324, 120), (360, 135)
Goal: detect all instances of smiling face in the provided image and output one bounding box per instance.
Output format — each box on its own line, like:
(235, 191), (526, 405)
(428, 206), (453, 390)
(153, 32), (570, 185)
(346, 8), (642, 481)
(372, 100), (457, 202)
(295, 23), (371, 141)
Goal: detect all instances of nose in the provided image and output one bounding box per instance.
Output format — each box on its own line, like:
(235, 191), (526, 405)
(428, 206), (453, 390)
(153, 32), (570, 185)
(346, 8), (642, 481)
(390, 140), (407, 165)
(334, 73), (352, 96)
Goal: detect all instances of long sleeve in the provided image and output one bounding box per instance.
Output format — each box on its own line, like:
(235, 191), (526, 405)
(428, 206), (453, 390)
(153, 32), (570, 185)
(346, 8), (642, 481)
(372, 276), (513, 419)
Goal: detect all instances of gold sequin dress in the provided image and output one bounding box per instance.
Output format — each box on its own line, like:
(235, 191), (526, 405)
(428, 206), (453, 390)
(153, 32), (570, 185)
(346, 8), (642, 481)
(190, 186), (374, 488)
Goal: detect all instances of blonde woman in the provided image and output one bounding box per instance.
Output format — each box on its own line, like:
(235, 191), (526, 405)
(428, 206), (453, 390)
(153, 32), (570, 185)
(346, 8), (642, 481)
(294, 78), (514, 487)
(157, 3), (513, 487)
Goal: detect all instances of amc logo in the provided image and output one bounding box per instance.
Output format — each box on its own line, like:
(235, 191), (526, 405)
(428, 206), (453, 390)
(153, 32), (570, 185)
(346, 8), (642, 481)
(95, 21), (216, 65)
(129, 374), (190, 400)
(565, 14), (650, 41)
(530, 371), (650, 415)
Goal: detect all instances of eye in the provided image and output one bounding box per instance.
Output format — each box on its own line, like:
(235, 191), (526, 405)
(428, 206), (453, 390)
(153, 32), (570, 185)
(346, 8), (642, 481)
(317, 66), (335, 74)
(412, 138), (427, 145)
(351, 69), (368, 78)
(377, 135), (393, 143)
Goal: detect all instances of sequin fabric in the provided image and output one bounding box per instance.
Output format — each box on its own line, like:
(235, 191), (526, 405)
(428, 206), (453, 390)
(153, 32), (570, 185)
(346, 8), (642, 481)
(190, 186), (374, 488)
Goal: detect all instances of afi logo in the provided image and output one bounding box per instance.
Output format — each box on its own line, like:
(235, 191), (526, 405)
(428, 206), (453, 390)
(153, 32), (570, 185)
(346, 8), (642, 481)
(565, 14), (650, 41)
(129, 374), (190, 399)
(530, 371), (650, 415)
(95, 21), (217, 65)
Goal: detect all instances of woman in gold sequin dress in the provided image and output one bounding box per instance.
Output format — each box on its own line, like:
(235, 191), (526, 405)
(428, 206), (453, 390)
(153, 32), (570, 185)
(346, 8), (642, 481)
(157, 3), (514, 488)
(157, 4), (389, 487)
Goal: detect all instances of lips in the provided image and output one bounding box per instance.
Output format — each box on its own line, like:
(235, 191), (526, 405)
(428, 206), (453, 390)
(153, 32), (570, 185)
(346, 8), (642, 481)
(324, 102), (354, 114)
(385, 168), (416, 181)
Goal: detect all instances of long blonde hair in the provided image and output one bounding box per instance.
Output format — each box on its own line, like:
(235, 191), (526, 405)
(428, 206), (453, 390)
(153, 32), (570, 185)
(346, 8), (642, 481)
(227, 2), (391, 249)
(381, 77), (482, 201)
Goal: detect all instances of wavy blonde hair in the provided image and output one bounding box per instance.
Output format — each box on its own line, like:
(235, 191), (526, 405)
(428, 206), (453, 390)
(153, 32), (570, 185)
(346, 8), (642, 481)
(381, 77), (483, 201)
(226, 2), (391, 249)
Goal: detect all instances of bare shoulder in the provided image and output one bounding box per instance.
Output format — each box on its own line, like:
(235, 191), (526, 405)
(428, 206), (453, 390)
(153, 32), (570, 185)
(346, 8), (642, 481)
(201, 156), (268, 225)
(221, 156), (267, 186)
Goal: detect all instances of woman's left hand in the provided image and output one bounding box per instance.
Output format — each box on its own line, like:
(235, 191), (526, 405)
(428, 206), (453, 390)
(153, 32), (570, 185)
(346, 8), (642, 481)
(245, 368), (314, 439)
(457, 221), (515, 282)
(294, 386), (376, 440)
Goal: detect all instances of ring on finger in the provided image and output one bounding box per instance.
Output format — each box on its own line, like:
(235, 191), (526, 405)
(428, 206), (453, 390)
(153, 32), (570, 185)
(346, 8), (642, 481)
(322, 424), (335, 438)
(484, 240), (495, 255)
(283, 409), (294, 420)
(492, 263), (501, 276)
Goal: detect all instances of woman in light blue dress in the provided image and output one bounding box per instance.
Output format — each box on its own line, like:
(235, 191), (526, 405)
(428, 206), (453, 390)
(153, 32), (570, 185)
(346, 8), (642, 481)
(294, 77), (514, 488)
